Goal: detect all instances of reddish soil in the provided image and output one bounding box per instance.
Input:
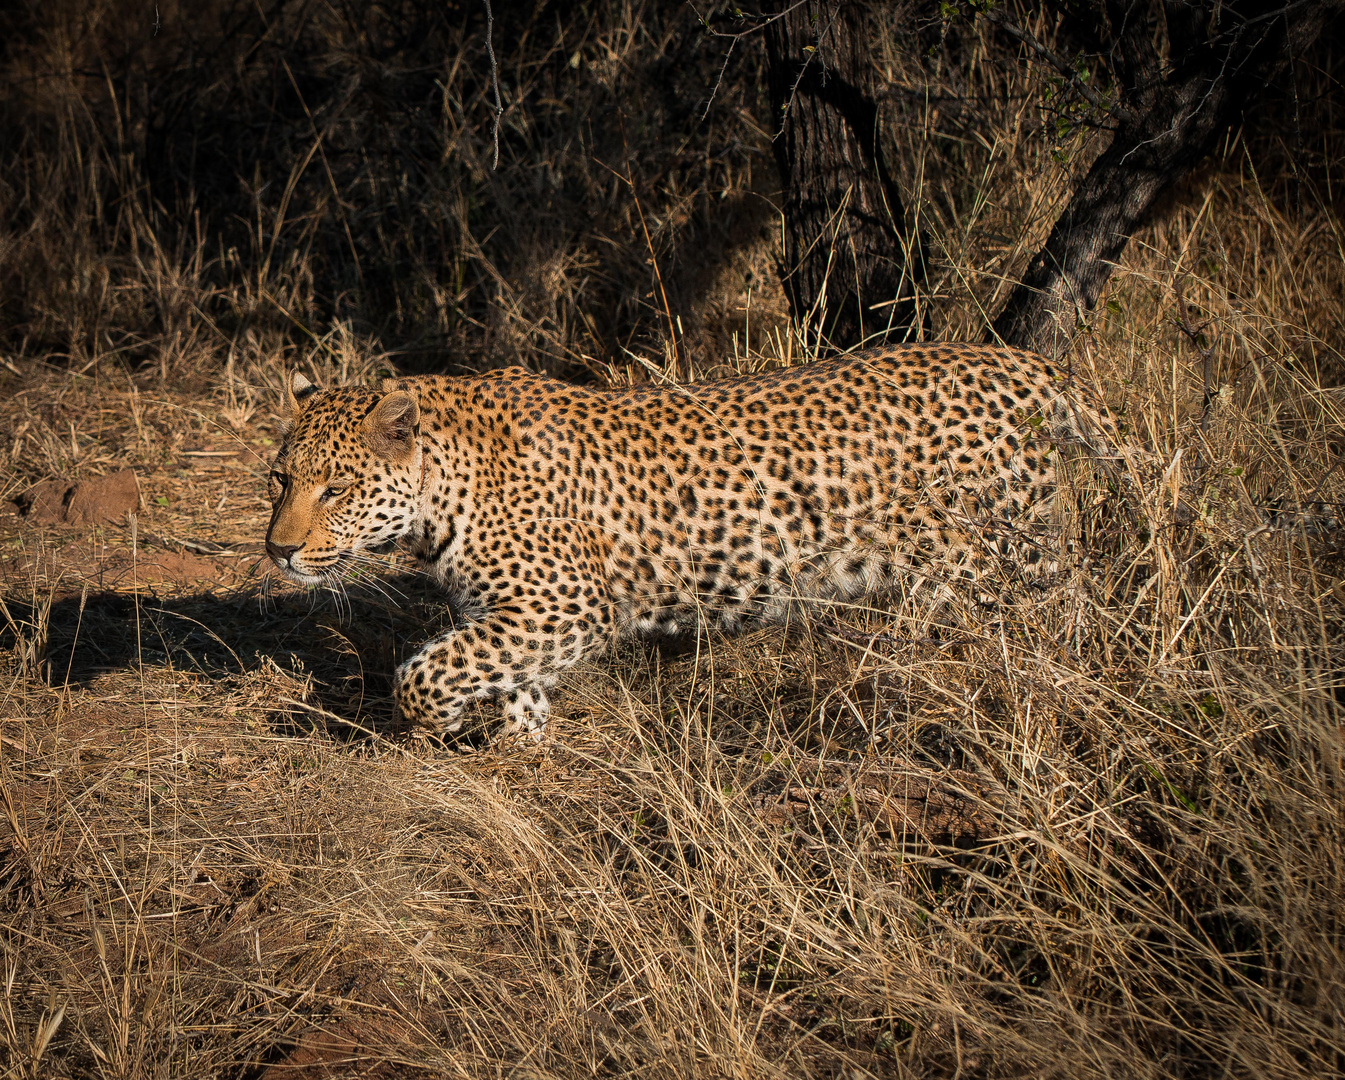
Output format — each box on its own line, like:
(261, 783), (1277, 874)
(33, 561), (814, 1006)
(0, 534), (263, 594)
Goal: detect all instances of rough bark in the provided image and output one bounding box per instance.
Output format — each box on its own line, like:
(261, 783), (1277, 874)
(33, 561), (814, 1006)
(764, 1), (921, 351)
(992, 0), (1340, 356)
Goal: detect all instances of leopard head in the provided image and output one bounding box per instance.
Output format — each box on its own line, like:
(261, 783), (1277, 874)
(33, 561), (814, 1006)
(265, 372), (423, 585)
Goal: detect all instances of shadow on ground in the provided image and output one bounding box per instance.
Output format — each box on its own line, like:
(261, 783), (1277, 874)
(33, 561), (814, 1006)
(8, 574), (463, 736)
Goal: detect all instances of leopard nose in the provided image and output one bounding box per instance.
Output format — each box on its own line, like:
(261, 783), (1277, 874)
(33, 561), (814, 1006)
(267, 540), (300, 566)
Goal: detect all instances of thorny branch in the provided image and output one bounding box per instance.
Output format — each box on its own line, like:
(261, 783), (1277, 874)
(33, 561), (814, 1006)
(689, 0), (812, 120)
(980, 7), (1138, 125)
(483, 0), (504, 169)
(689, 0), (811, 41)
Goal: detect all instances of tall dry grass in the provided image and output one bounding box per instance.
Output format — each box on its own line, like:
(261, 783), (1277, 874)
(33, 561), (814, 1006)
(0, 2), (1342, 1078)
(0, 0), (791, 388)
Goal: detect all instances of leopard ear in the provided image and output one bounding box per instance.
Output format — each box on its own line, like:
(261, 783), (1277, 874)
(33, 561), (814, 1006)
(362, 390), (420, 460)
(283, 371), (319, 422)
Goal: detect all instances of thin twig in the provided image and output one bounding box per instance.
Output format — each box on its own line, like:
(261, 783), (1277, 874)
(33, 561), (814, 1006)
(1173, 279), (1217, 433)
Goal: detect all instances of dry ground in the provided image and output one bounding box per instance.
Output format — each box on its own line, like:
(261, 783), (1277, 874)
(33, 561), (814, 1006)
(0, 352), (1042, 1078)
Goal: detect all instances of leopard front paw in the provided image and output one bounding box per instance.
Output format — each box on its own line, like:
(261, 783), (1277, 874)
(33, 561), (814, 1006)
(499, 687), (550, 743)
(392, 658), (467, 732)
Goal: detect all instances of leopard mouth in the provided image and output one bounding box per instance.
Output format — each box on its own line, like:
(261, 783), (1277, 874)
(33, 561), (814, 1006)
(280, 550), (389, 586)
(273, 561), (337, 587)
(271, 536), (402, 587)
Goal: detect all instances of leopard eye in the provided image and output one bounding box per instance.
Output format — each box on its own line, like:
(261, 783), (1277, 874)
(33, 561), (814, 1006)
(271, 471), (289, 488)
(319, 482), (352, 503)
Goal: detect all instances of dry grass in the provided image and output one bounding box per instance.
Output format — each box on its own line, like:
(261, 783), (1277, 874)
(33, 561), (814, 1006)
(1, 2), (1343, 1078)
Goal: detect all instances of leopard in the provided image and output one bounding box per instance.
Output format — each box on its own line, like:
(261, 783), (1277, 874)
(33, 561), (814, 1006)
(264, 344), (1118, 741)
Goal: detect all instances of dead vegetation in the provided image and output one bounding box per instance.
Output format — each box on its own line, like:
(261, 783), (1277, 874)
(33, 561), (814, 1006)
(1, 2), (1343, 1077)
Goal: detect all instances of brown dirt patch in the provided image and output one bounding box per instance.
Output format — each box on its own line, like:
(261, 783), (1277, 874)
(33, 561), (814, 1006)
(15, 467), (140, 525)
(13, 478), (68, 523)
(259, 1018), (417, 1080)
(0, 538), (264, 595)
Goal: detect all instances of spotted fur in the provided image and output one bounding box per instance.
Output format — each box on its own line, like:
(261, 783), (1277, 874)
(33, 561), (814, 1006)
(265, 345), (1116, 740)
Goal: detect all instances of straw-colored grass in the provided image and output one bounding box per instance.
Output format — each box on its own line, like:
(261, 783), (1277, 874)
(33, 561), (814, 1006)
(1, 3), (1342, 1077)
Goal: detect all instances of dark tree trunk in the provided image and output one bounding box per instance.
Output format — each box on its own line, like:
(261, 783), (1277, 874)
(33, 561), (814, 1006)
(992, 1), (1339, 356)
(764, 1), (921, 352)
